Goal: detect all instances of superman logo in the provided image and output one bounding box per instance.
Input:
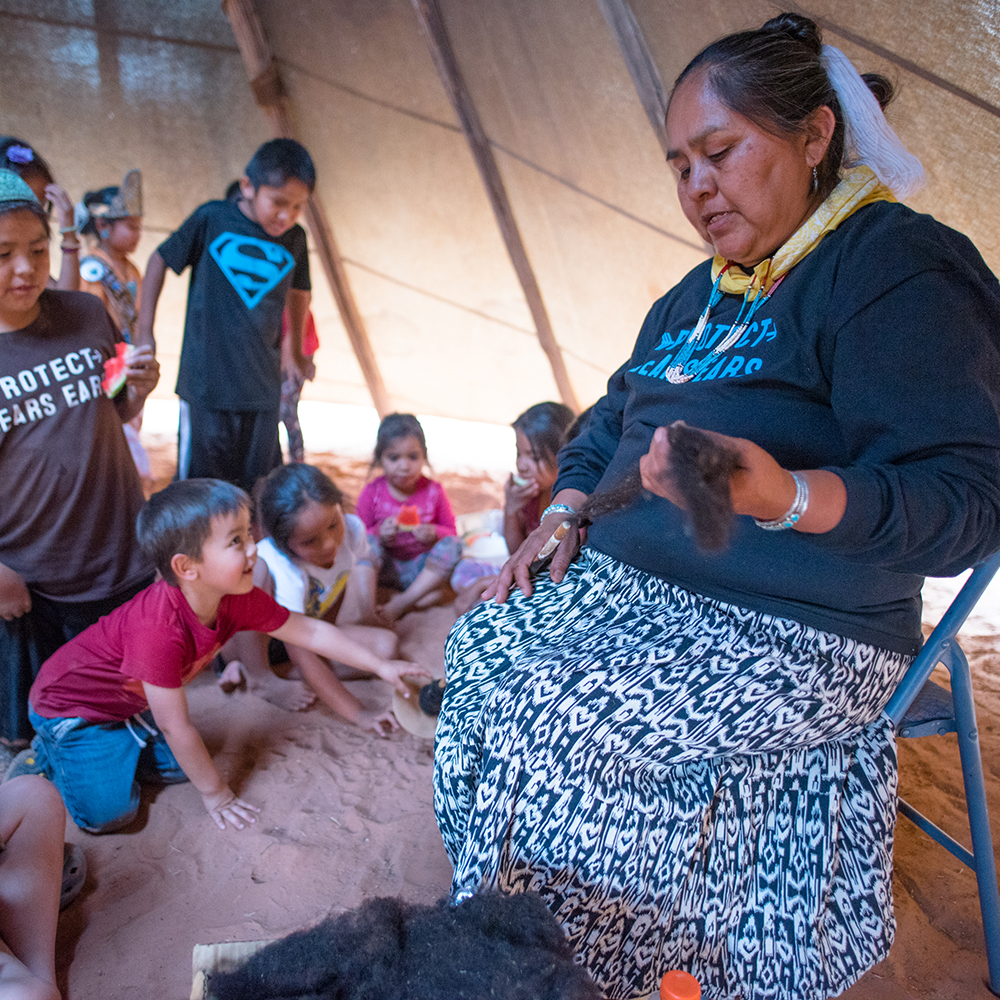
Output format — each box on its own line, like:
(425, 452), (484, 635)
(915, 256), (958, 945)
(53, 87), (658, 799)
(209, 232), (295, 310)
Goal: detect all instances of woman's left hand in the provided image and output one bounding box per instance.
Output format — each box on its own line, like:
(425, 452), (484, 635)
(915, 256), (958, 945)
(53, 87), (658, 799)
(640, 423), (796, 523)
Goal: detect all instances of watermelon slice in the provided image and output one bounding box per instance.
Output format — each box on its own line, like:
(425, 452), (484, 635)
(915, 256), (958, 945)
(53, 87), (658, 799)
(396, 505), (421, 531)
(102, 343), (133, 398)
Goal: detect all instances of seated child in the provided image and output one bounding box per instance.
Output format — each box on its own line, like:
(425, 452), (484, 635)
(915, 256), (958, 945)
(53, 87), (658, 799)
(451, 402), (575, 615)
(356, 414), (462, 624)
(14, 479), (419, 835)
(503, 401), (575, 554)
(254, 464), (403, 735)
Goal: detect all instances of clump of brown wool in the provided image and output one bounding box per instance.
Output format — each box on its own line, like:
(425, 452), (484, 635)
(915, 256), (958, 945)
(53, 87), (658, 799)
(570, 422), (739, 552)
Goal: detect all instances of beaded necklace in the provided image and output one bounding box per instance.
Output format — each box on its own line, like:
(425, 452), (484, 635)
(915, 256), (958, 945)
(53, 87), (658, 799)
(664, 260), (785, 385)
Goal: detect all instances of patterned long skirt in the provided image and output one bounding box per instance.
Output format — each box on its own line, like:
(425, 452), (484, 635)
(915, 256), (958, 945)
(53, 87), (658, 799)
(434, 548), (911, 1000)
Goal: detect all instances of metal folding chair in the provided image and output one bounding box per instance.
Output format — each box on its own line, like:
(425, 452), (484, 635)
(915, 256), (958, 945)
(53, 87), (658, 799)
(884, 550), (1000, 994)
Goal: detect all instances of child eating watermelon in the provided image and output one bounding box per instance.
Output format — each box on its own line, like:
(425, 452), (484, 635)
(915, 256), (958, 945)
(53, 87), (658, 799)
(356, 413), (461, 624)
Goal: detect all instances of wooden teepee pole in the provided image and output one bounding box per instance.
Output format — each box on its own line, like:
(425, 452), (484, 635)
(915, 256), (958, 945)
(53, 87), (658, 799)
(411, 0), (581, 414)
(221, 0), (391, 418)
(596, 0), (670, 156)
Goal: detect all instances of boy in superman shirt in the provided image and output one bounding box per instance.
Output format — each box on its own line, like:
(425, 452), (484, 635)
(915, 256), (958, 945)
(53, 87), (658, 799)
(136, 139), (315, 493)
(15, 479), (419, 834)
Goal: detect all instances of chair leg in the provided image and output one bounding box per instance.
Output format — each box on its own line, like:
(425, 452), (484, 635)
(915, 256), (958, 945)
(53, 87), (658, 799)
(951, 649), (1000, 994)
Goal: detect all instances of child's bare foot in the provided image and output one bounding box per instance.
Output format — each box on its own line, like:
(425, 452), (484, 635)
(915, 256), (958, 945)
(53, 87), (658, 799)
(246, 673), (316, 711)
(374, 597), (408, 625)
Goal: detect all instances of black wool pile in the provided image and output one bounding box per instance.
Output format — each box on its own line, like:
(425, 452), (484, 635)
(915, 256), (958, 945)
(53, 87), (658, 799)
(207, 890), (601, 1000)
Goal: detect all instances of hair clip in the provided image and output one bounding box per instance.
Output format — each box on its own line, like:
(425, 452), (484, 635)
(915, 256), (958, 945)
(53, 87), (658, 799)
(5, 145), (34, 164)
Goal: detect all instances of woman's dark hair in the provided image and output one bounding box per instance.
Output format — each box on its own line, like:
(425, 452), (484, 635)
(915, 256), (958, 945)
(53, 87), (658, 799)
(259, 463), (344, 558)
(224, 180), (241, 202)
(513, 402), (575, 469)
(371, 413), (427, 471)
(670, 13), (894, 197)
(0, 137), (54, 189)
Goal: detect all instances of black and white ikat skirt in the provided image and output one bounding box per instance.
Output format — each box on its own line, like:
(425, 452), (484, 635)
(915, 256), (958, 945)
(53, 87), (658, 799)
(434, 548), (911, 1000)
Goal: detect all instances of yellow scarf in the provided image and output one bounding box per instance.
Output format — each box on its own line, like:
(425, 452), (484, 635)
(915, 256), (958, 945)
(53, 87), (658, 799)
(712, 165), (895, 297)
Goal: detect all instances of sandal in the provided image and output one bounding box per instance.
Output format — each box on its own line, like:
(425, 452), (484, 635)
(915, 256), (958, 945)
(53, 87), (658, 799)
(60, 843), (86, 910)
(3, 744), (45, 783)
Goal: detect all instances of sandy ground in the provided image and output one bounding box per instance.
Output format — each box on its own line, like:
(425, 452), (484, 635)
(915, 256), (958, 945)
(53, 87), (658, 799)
(44, 440), (1000, 999)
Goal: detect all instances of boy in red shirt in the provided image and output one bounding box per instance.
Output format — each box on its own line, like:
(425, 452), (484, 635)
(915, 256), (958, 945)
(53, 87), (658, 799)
(13, 479), (419, 834)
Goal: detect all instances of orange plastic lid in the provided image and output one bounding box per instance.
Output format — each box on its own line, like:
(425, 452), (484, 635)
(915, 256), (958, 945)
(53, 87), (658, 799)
(660, 969), (700, 1000)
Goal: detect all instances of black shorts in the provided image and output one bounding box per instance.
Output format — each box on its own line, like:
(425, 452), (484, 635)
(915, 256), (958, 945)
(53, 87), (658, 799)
(0, 574), (154, 741)
(178, 400), (282, 494)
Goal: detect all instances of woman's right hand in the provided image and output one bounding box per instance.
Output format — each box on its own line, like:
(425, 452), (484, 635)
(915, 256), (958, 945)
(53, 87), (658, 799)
(379, 515), (398, 543)
(0, 563), (31, 621)
(485, 511), (583, 603)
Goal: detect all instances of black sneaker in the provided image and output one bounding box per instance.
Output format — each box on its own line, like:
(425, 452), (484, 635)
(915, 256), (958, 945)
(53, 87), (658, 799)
(3, 744), (46, 783)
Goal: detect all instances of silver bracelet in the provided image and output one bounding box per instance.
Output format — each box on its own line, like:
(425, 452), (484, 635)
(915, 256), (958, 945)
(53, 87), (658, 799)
(541, 502), (576, 520)
(754, 472), (809, 531)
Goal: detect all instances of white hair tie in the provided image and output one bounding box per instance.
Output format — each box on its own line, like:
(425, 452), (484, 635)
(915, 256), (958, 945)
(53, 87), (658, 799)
(821, 44), (925, 200)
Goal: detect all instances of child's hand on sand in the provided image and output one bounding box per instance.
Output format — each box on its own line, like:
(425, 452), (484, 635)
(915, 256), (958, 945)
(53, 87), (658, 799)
(357, 707), (399, 738)
(379, 516), (399, 543)
(202, 788), (260, 831)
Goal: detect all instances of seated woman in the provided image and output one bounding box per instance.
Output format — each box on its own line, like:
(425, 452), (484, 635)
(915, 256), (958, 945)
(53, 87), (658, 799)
(434, 13), (1000, 1000)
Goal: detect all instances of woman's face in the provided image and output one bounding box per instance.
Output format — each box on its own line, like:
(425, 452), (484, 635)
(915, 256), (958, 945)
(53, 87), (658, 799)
(515, 429), (557, 490)
(287, 499), (345, 570)
(381, 434), (425, 494)
(665, 70), (826, 266)
(0, 209), (49, 331)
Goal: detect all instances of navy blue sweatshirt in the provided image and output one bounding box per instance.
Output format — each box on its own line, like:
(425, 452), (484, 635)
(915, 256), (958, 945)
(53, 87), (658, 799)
(554, 201), (1000, 654)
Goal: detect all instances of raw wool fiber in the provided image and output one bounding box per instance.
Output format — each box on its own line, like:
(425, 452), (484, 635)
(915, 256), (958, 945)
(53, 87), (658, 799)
(571, 422), (738, 551)
(207, 891), (601, 1000)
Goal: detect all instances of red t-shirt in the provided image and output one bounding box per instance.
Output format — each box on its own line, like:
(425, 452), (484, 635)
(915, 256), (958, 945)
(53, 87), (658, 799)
(30, 581), (290, 722)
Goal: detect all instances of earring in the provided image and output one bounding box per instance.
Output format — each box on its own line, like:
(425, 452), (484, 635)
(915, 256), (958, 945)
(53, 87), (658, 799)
(812, 166), (819, 193)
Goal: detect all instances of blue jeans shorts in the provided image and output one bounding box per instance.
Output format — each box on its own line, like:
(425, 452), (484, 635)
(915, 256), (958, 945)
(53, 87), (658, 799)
(28, 705), (187, 834)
